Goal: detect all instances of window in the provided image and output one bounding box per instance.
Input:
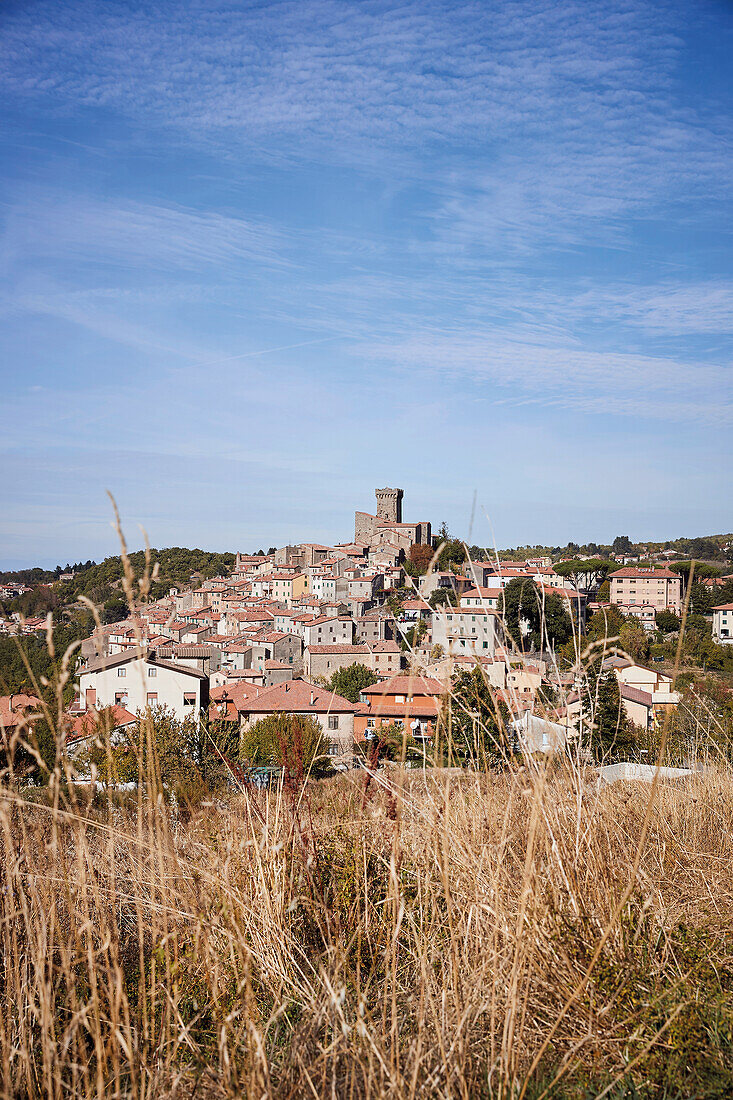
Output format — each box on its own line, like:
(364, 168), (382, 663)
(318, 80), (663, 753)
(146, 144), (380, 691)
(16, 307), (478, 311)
(117, 667), (126, 677)
(328, 743), (341, 755)
(147, 693), (158, 705)
(183, 693), (196, 707)
(148, 667), (157, 677)
(115, 692), (127, 706)
(395, 695), (405, 703)
(328, 715), (339, 730)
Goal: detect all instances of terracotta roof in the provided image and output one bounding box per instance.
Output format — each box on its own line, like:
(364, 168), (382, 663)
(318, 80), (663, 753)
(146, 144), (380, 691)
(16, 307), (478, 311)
(239, 679), (358, 714)
(620, 685), (653, 706)
(0, 693), (42, 729)
(211, 681), (262, 708)
(362, 674), (445, 697)
(713, 603), (733, 611)
(65, 705), (137, 744)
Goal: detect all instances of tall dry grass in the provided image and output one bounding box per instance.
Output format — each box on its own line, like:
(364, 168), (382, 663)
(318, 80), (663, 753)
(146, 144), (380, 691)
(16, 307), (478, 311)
(2, 526), (732, 1097)
(1, 758), (732, 1099)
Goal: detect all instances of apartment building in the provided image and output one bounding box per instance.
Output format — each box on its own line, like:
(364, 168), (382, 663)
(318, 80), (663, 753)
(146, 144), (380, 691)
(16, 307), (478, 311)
(431, 607), (499, 657)
(610, 567), (682, 614)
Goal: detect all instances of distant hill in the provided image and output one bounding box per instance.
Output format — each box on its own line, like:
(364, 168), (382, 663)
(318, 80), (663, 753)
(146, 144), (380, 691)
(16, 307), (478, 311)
(56, 547), (235, 605)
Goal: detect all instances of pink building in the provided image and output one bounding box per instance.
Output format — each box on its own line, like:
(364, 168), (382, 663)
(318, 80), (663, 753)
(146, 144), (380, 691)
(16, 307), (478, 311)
(610, 567), (682, 615)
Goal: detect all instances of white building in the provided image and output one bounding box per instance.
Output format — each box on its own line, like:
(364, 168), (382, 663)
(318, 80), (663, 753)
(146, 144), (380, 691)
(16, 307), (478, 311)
(79, 650), (208, 721)
(431, 607), (499, 657)
(302, 616), (354, 648)
(712, 603), (733, 644)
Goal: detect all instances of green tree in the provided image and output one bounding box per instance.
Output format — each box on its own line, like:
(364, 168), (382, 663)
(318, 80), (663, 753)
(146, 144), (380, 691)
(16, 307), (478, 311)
(555, 558), (613, 594)
(619, 622), (651, 663)
(588, 668), (637, 763)
(587, 605), (627, 643)
(359, 720), (414, 767)
(612, 535), (633, 555)
(240, 713), (329, 778)
(114, 706), (201, 794)
(429, 587), (458, 609)
(501, 578), (572, 651)
(437, 665), (513, 768)
(327, 662), (378, 704)
(656, 609), (681, 634)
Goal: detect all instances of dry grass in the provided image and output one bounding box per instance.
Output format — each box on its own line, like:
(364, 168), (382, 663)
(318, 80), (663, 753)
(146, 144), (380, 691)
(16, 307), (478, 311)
(2, 531), (731, 1097)
(1, 759), (732, 1099)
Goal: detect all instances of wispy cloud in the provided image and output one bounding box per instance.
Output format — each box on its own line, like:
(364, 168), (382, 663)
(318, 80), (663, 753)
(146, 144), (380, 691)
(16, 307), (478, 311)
(0, 193), (289, 277)
(0, 0), (731, 559)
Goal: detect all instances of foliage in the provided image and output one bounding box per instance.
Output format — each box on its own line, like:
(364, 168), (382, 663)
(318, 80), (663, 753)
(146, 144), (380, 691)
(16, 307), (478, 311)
(112, 706), (202, 792)
(3, 757), (733, 1096)
(618, 621), (651, 663)
(501, 577), (573, 651)
(671, 559), (726, 581)
(612, 535), (633, 555)
(360, 720), (414, 766)
(408, 543), (435, 575)
(554, 558), (613, 592)
(437, 540), (466, 570)
(2, 586), (60, 618)
(586, 605), (627, 643)
(437, 664), (513, 768)
(428, 587), (457, 609)
(240, 712), (329, 777)
(689, 578), (733, 615)
(587, 667), (637, 763)
(655, 609), (681, 633)
(55, 546), (236, 606)
(665, 678), (733, 763)
(0, 615), (90, 697)
(327, 662), (378, 704)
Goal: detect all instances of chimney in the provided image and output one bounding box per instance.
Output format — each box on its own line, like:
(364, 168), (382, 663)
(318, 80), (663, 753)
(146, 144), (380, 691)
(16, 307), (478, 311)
(310, 691), (315, 705)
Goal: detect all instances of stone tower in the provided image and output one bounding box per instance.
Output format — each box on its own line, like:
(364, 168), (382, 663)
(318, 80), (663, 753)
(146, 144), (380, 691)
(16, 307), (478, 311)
(375, 487), (403, 524)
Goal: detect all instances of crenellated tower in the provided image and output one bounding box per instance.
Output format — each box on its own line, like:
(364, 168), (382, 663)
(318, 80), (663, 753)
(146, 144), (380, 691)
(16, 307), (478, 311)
(375, 487), (403, 524)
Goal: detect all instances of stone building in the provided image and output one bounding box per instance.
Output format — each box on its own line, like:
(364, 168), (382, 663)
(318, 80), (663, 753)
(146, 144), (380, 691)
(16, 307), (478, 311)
(354, 487), (431, 555)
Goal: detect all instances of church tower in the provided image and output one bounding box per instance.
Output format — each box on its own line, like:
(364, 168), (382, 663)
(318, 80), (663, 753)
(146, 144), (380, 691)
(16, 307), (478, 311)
(375, 487), (403, 524)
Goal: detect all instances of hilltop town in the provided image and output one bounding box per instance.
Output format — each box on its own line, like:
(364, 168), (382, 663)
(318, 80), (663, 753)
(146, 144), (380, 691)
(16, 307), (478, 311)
(2, 487), (732, 772)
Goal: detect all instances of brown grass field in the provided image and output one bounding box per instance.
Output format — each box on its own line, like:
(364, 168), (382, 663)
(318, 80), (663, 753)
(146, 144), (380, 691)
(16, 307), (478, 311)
(1, 757), (732, 1099)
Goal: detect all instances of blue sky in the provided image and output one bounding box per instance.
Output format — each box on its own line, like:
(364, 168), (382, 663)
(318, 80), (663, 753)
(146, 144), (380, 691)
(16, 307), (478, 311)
(1, 0), (731, 568)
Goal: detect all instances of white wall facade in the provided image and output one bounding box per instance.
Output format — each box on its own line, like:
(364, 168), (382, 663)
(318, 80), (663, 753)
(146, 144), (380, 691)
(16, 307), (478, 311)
(79, 655), (206, 721)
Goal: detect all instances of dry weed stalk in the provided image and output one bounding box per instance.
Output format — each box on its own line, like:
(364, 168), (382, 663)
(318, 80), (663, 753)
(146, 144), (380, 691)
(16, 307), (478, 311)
(0, 524), (731, 1099)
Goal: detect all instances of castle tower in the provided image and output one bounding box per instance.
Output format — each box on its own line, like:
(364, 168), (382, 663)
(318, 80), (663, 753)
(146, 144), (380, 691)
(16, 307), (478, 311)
(375, 487), (403, 524)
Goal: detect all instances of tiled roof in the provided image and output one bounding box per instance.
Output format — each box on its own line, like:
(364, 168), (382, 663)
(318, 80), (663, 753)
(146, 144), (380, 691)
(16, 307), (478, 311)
(0, 693), (41, 729)
(65, 705), (137, 744)
(362, 674), (445, 697)
(239, 679), (358, 714)
(620, 685), (653, 706)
